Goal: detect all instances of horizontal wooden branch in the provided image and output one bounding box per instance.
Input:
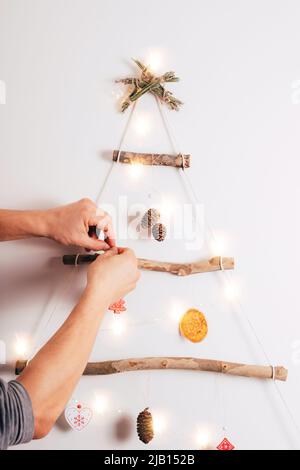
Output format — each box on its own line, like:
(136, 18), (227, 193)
(62, 255), (234, 276)
(15, 357), (288, 381)
(137, 256), (234, 276)
(112, 150), (191, 168)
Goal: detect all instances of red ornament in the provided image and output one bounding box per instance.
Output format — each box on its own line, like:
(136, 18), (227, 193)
(108, 298), (127, 314)
(65, 402), (92, 431)
(217, 437), (235, 451)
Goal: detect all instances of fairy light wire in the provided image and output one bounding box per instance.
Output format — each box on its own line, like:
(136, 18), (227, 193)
(27, 81), (300, 446)
(154, 96), (300, 443)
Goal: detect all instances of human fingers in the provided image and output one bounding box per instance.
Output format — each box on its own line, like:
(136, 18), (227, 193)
(90, 213), (116, 247)
(81, 236), (110, 251)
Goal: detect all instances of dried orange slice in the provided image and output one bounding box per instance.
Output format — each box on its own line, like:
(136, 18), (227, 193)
(179, 308), (208, 343)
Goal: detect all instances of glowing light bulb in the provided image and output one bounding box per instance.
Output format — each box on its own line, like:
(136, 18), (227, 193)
(14, 334), (30, 358)
(152, 412), (167, 434)
(160, 195), (177, 218)
(209, 233), (227, 256)
(195, 429), (212, 450)
(112, 316), (126, 336)
(128, 163), (143, 179)
(146, 49), (163, 73)
(224, 281), (239, 301)
(133, 114), (151, 136)
(169, 300), (185, 323)
(93, 393), (109, 414)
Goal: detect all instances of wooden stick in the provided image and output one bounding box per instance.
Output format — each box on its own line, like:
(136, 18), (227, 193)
(62, 255), (234, 276)
(137, 256), (234, 276)
(112, 150), (191, 168)
(15, 357), (288, 381)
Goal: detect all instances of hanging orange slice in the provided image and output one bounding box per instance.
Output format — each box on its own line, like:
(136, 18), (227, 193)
(179, 308), (208, 343)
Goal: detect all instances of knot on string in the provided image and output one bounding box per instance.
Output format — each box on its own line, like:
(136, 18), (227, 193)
(74, 253), (80, 267)
(178, 153), (188, 170)
(271, 365), (276, 381)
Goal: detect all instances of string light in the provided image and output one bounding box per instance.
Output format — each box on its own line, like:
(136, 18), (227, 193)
(145, 49), (163, 73)
(152, 411), (167, 434)
(127, 162), (143, 179)
(111, 315), (126, 336)
(92, 392), (109, 415)
(168, 299), (186, 323)
(14, 334), (30, 358)
(195, 428), (212, 450)
(209, 233), (227, 256)
(160, 195), (177, 218)
(224, 280), (239, 302)
(133, 113), (151, 136)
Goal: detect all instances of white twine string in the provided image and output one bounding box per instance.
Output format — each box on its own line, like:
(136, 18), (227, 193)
(95, 101), (137, 206)
(29, 102), (138, 359)
(154, 96), (300, 444)
(29, 269), (76, 359)
(28, 92), (300, 445)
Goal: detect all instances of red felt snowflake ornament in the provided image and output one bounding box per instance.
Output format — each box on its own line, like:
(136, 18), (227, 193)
(108, 298), (127, 314)
(217, 437), (235, 451)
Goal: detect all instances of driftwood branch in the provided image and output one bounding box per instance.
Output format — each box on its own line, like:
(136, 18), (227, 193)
(112, 150), (191, 168)
(15, 357), (288, 382)
(62, 255), (234, 276)
(137, 256), (234, 276)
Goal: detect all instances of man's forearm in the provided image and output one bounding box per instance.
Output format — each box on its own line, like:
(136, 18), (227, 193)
(17, 288), (109, 438)
(0, 200), (115, 250)
(0, 209), (50, 241)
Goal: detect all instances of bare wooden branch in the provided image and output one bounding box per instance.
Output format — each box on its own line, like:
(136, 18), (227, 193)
(62, 255), (234, 276)
(137, 256), (234, 276)
(15, 357), (288, 382)
(112, 150), (191, 168)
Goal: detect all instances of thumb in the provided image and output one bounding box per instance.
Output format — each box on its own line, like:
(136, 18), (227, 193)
(83, 237), (110, 251)
(91, 247), (118, 267)
(98, 247), (118, 259)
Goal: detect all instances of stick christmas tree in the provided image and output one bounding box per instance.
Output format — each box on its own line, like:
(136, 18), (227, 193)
(16, 58), (291, 449)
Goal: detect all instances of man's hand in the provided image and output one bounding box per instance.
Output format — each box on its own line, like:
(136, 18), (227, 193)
(86, 247), (140, 306)
(17, 246), (140, 439)
(46, 199), (115, 251)
(0, 199), (115, 250)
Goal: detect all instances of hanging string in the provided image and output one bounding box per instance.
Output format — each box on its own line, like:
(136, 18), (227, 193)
(215, 373), (228, 437)
(143, 371), (152, 408)
(154, 95), (179, 155)
(154, 96), (300, 443)
(29, 103), (138, 359)
(95, 101), (137, 206)
(29, 269), (76, 359)
(27, 89), (300, 444)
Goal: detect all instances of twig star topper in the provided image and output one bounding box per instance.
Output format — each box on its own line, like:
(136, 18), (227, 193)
(116, 58), (183, 112)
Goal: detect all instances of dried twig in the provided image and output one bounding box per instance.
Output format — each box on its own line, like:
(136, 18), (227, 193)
(15, 357), (288, 381)
(62, 255), (234, 276)
(116, 58), (183, 112)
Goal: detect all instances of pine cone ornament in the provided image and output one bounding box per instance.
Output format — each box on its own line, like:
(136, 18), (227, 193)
(141, 208), (160, 229)
(137, 407), (154, 444)
(152, 223), (167, 242)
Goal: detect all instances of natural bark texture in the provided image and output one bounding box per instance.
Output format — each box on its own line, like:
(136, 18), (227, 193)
(112, 150), (191, 168)
(15, 357), (288, 381)
(137, 256), (234, 276)
(62, 255), (234, 275)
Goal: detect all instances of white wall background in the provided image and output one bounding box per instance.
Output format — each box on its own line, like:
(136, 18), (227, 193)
(1, 0), (300, 450)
